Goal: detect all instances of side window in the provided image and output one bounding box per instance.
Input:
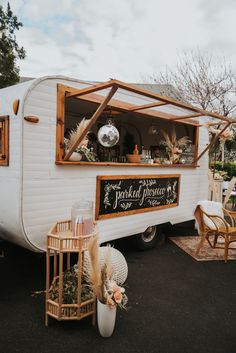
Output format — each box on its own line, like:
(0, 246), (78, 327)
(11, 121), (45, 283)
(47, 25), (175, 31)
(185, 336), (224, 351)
(0, 116), (9, 166)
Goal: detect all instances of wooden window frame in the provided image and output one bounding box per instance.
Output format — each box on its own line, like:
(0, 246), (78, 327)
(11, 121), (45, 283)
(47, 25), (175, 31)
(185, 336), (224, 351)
(0, 116), (9, 166)
(95, 174), (181, 220)
(55, 83), (202, 168)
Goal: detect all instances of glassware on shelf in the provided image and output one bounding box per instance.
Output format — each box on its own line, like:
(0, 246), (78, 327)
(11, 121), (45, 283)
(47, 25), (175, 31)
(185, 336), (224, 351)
(118, 156), (126, 163)
(141, 149), (152, 164)
(147, 150), (152, 163)
(141, 148), (146, 163)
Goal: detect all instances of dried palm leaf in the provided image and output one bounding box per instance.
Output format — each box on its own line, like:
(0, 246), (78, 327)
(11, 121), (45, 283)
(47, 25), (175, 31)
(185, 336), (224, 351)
(161, 128), (191, 150)
(103, 245), (113, 280)
(88, 236), (102, 300)
(170, 127), (177, 147)
(177, 136), (192, 146)
(160, 129), (172, 150)
(67, 118), (91, 150)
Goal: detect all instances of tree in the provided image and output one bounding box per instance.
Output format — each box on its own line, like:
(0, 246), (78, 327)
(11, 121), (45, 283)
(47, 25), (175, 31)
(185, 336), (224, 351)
(0, 2), (26, 88)
(150, 50), (236, 116)
(149, 50), (236, 164)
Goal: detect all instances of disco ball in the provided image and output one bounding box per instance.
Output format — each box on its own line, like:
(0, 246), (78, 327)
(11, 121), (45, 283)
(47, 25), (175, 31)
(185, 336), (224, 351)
(97, 124), (119, 147)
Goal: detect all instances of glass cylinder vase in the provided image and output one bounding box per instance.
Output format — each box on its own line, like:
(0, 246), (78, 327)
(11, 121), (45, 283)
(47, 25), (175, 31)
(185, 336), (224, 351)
(71, 200), (94, 236)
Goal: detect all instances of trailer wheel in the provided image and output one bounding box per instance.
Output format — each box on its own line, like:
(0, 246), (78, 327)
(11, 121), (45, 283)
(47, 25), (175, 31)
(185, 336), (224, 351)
(134, 225), (165, 250)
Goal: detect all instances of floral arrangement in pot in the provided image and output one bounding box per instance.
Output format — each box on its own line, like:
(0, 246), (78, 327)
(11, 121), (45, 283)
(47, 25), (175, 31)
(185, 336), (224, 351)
(208, 126), (234, 144)
(208, 126), (234, 164)
(64, 118), (97, 162)
(88, 236), (128, 309)
(160, 127), (192, 164)
(88, 236), (128, 337)
(211, 170), (228, 181)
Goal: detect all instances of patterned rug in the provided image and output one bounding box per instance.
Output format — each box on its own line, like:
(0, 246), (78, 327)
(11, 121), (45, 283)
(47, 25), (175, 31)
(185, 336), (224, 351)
(169, 236), (236, 261)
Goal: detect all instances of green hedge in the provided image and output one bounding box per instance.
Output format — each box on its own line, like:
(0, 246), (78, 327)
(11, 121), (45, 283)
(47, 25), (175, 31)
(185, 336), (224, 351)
(210, 162), (236, 180)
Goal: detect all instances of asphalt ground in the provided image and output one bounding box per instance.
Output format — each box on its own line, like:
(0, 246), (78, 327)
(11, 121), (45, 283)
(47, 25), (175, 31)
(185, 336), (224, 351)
(1, 223), (236, 353)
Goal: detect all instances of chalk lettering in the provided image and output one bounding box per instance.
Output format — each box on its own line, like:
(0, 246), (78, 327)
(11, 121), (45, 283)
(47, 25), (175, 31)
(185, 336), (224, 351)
(98, 175), (180, 219)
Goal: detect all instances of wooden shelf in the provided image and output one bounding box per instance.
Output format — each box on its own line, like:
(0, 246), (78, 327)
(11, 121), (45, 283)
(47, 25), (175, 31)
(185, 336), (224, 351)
(45, 220), (97, 326)
(56, 161), (199, 168)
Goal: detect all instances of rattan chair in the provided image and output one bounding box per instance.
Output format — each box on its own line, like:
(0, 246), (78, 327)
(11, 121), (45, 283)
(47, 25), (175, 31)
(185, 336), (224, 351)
(194, 200), (236, 262)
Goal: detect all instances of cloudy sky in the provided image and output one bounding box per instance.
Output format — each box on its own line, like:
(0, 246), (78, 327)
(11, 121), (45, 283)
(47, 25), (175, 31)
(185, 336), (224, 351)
(2, 0), (236, 82)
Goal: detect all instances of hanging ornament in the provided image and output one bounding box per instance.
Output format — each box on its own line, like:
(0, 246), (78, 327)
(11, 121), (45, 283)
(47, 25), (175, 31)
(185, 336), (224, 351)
(148, 119), (158, 135)
(97, 118), (119, 147)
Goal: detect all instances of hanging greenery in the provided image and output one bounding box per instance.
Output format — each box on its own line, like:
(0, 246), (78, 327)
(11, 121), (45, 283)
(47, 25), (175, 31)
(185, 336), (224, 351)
(50, 266), (93, 304)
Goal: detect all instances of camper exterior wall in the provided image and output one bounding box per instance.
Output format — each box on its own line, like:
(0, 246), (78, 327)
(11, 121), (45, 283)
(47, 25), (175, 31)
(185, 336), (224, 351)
(0, 76), (209, 251)
(0, 81), (36, 248)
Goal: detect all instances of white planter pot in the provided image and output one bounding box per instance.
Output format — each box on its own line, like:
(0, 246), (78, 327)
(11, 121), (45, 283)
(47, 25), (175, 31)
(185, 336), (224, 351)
(69, 152), (82, 161)
(97, 300), (117, 337)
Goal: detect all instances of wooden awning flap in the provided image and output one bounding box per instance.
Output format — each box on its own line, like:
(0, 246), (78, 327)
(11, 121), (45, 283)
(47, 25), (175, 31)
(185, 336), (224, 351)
(64, 79), (234, 162)
(66, 79), (233, 125)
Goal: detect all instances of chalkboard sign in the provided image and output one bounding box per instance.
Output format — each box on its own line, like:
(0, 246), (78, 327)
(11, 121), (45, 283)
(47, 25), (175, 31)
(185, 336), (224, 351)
(96, 174), (180, 220)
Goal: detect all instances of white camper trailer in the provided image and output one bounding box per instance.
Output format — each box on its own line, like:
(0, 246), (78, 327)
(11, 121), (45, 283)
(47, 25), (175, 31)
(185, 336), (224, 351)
(0, 75), (231, 252)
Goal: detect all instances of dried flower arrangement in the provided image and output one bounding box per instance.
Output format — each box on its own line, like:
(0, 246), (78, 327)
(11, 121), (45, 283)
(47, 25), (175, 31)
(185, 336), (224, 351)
(88, 236), (128, 310)
(160, 127), (192, 163)
(66, 118), (90, 151)
(208, 126), (234, 144)
(64, 118), (97, 162)
(208, 126), (234, 164)
(212, 170), (228, 181)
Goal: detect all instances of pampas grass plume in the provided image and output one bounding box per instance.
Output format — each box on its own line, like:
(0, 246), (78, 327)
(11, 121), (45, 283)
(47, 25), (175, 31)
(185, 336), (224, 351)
(88, 236), (102, 300)
(67, 118), (90, 150)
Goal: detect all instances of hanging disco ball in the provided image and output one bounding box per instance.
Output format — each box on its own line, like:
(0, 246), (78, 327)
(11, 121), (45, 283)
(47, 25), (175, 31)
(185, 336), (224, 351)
(97, 123), (119, 147)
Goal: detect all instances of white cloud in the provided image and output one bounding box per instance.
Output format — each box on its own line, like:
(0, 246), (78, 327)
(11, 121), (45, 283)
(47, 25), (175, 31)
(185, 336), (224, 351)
(2, 0), (236, 81)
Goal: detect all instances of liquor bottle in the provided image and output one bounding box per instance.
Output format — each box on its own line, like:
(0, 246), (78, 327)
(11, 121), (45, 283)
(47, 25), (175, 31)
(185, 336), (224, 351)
(133, 144), (139, 155)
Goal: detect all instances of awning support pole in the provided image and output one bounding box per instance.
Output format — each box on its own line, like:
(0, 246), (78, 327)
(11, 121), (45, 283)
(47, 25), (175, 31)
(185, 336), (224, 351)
(194, 122), (231, 163)
(64, 85), (118, 161)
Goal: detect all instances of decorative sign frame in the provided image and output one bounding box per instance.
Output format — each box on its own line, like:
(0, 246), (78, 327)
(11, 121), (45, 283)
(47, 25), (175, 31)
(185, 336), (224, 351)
(95, 174), (180, 220)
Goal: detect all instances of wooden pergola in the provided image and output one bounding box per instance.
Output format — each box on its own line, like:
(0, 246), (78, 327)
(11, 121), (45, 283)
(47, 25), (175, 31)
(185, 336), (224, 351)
(59, 79), (234, 163)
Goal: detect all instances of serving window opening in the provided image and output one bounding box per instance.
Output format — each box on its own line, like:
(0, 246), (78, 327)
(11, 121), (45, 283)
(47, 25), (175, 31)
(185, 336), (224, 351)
(56, 80), (231, 167)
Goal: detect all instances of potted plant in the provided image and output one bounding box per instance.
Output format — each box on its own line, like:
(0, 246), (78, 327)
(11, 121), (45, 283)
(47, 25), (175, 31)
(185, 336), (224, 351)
(160, 127), (192, 164)
(64, 118), (97, 162)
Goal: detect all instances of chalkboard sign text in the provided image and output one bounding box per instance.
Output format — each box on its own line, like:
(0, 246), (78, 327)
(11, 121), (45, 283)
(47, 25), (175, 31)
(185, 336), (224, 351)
(96, 174), (180, 220)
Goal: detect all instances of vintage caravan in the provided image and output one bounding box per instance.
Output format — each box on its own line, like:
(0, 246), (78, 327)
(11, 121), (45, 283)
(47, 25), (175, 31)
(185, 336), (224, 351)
(0, 76), (232, 252)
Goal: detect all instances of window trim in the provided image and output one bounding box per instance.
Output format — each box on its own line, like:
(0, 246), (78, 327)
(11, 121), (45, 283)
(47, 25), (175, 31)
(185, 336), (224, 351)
(56, 84), (200, 167)
(0, 115), (9, 166)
